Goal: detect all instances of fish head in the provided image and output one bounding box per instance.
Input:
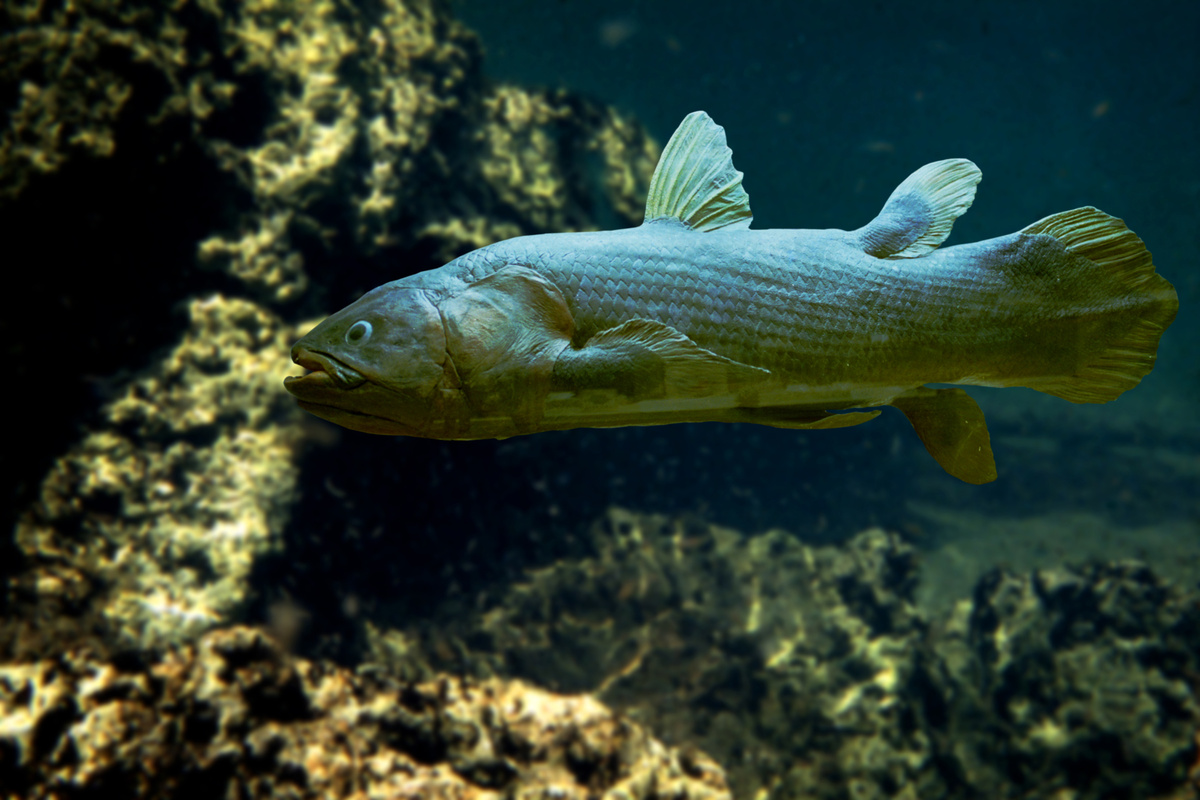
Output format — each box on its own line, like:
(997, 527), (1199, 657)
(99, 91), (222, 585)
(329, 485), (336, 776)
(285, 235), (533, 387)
(284, 283), (451, 436)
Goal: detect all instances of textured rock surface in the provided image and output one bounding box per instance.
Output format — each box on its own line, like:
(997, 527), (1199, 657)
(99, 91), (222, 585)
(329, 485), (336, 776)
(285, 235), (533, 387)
(0, 0), (656, 298)
(6, 297), (306, 651)
(0, 626), (731, 799)
(368, 509), (947, 798)
(934, 561), (1200, 799)
(368, 508), (1200, 800)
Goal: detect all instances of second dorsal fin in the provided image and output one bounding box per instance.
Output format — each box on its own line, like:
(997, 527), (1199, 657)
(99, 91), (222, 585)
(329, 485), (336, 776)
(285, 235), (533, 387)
(643, 111), (753, 232)
(857, 158), (981, 259)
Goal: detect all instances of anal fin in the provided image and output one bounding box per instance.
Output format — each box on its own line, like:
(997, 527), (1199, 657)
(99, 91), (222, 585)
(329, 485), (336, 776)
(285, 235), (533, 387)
(891, 387), (996, 484)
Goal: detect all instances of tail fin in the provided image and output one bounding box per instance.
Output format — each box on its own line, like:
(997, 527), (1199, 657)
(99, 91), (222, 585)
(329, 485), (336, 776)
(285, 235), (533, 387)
(1019, 207), (1177, 403)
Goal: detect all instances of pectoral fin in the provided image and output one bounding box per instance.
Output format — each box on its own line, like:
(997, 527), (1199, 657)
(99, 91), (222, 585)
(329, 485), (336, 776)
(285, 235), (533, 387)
(553, 318), (769, 400)
(891, 387), (996, 484)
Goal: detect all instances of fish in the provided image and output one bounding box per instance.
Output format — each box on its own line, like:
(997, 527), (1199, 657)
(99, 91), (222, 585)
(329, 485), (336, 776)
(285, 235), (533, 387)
(285, 111), (1178, 484)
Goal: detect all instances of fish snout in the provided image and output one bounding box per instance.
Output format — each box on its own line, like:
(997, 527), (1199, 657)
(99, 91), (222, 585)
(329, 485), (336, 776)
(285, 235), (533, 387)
(285, 346), (367, 392)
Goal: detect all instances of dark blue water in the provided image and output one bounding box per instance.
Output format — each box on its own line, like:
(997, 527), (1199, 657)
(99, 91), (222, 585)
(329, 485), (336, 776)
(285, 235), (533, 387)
(453, 0), (1197, 408)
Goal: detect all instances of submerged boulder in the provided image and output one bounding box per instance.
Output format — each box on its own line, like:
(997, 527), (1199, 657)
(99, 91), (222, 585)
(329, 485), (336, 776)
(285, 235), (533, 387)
(0, 625), (731, 799)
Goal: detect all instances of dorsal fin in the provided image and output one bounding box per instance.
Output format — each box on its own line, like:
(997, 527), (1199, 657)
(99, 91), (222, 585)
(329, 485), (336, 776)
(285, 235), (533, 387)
(643, 111), (753, 232)
(857, 159), (980, 259)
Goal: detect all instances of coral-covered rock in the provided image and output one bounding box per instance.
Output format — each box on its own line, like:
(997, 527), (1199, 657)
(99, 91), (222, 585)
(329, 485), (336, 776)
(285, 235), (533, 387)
(933, 560), (1200, 799)
(0, 626), (731, 799)
(369, 508), (945, 799)
(0, 0), (656, 299)
(8, 297), (305, 651)
(366, 508), (1200, 800)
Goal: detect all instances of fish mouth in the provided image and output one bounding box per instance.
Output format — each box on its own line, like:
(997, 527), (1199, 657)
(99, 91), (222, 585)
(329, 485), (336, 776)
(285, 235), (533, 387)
(285, 348), (367, 392)
(285, 347), (416, 434)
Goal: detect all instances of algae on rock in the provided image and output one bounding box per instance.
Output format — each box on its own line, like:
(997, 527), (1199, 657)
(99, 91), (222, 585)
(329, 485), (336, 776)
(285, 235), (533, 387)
(368, 507), (948, 800)
(934, 561), (1200, 798)
(364, 507), (1200, 800)
(9, 297), (305, 652)
(0, 626), (732, 800)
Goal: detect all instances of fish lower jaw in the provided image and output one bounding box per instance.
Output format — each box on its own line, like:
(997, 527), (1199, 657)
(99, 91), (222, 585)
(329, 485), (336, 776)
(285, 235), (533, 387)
(292, 399), (413, 436)
(289, 349), (367, 389)
(284, 371), (337, 391)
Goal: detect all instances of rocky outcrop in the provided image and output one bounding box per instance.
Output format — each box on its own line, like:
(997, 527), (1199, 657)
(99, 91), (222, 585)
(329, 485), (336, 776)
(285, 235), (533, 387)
(0, 626), (731, 799)
(8, 297), (306, 651)
(369, 508), (1200, 800)
(935, 560), (1200, 798)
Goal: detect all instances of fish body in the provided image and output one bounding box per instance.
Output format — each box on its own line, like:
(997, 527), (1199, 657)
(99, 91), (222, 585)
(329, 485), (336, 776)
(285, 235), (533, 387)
(286, 112), (1178, 483)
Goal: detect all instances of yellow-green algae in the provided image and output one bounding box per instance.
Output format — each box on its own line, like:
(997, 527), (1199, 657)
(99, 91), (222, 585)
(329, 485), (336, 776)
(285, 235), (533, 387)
(0, 626), (733, 798)
(363, 507), (1200, 800)
(11, 297), (305, 650)
(367, 507), (937, 799)
(1, 0), (658, 300)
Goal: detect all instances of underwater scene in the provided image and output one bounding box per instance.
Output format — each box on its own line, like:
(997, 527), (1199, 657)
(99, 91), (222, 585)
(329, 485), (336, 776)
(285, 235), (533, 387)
(1, 0), (1197, 797)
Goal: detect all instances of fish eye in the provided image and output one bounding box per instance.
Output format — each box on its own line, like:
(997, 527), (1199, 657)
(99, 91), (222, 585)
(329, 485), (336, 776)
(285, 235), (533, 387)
(345, 320), (373, 344)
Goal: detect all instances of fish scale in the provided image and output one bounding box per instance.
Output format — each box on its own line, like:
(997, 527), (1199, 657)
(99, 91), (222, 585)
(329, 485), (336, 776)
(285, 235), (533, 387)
(464, 225), (971, 385)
